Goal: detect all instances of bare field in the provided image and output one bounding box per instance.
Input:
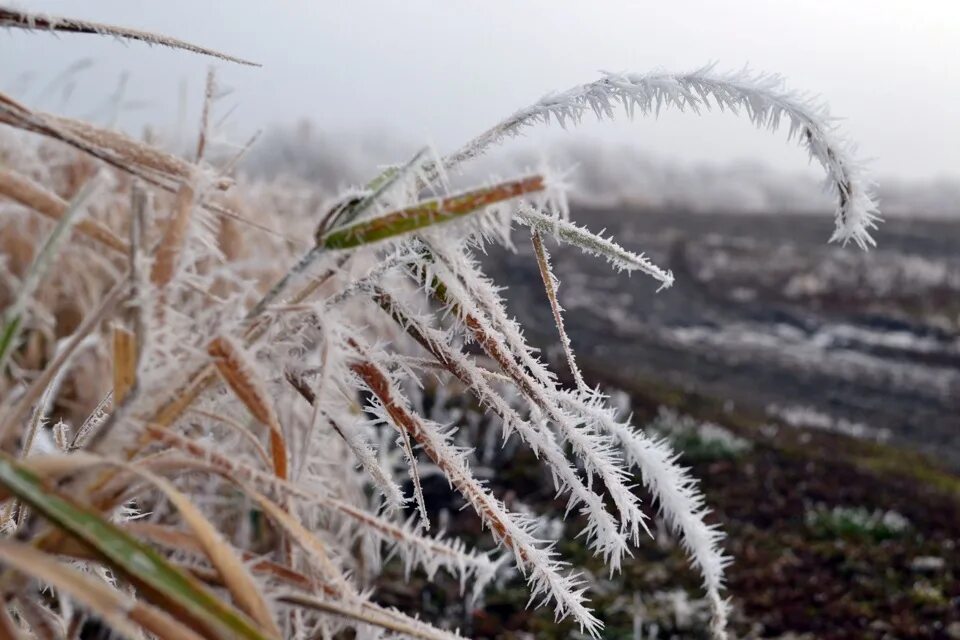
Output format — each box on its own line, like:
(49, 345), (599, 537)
(485, 207), (960, 467)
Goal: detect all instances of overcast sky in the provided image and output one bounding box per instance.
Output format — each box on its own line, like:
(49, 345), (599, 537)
(2, 1), (958, 181)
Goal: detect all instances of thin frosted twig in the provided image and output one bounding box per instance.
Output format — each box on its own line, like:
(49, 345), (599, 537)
(372, 288), (628, 565)
(70, 391), (113, 450)
(320, 410), (405, 512)
(275, 592), (465, 640)
(415, 248), (649, 549)
(562, 392), (732, 639)
(0, 6), (259, 66)
(348, 339), (603, 636)
(195, 68), (217, 162)
(530, 230), (587, 391)
(517, 206), (674, 289)
(397, 421), (430, 529)
(444, 65), (880, 249)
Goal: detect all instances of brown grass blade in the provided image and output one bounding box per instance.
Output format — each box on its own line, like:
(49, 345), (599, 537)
(0, 169), (128, 253)
(0, 7), (259, 66)
(0, 95), (220, 190)
(530, 229), (586, 391)
(123, 522), (316, 592)
(73, 447), (333, 598)
(148, 363), (219, 430)
(150, 179), (197, 291)
(112, 327), (137, 405)
(131, 427), (489, 573)
(0, 98), (294, 245)
(128, 463), (281, 638)
(207, 337), (288, 480)
(195, 69), (217, 162)
(20, 453), (338, 600)
(236, 480), (350, 594)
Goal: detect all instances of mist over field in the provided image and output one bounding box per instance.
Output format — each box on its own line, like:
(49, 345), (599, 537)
(245, 126), (960, 219)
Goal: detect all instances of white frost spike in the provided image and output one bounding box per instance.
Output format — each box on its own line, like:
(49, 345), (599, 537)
(147, 424), (499, 595)
(419, 243), (649, 547)
(322, 409), (406, 513)
(425, 238), (557, 390)
(397, 424), (430, 530)
(372, 289), (630, 568)
(530, 229), (587, 392)
(562, 393), (732, 639)
(518, 206), (674, 290)
(445, 65), (881, 249)
(349, 342), (603, 636)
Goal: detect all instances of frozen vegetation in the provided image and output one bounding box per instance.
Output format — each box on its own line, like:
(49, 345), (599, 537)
(6, 6), (953, 640)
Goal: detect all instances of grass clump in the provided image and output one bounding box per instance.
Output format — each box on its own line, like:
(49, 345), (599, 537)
(0, 7), (882, 639)
(805, 505), (911, 542)
(651, 409), (752, 462)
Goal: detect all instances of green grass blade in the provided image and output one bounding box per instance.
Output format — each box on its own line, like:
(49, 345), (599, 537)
(0, 176), (101, 373)
(321, 175), (544, 250)
(0, 453), (270, 640)
(251, 149), (434, 319)
(0, 316), (21, 369)
(333, 146), (431, 228)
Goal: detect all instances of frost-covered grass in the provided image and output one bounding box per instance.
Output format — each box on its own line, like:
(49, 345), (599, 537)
(0, 7), (882, 640)
(651, 409), (752, 462)
(805, 505), (911, 542)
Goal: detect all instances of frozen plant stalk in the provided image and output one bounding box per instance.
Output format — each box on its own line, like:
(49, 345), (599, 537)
(0, 13), (882, 640)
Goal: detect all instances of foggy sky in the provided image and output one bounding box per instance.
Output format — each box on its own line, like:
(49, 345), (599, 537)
(2, 0), (958, 181)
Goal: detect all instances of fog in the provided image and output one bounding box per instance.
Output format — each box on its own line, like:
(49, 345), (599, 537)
(246, 126), (959, 218)
(2, 1), (958, 209)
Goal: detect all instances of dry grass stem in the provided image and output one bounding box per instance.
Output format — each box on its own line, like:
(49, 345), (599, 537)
(111, 327), (137, 405)
(0, 6), (258, 66)
(207, 337), (288, 480)
(530, 229), (586, 391)
(0, 169), (128, 253)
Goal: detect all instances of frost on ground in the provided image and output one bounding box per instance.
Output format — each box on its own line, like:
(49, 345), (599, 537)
(768, 404), (891, 442)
